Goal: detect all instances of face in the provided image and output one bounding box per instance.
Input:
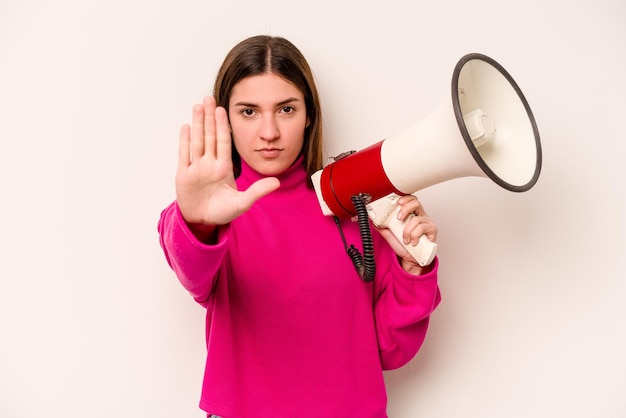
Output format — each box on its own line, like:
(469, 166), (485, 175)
(228, 72), (308, 176)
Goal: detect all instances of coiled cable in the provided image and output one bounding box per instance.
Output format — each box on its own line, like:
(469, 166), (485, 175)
(333, 194), (376, 282)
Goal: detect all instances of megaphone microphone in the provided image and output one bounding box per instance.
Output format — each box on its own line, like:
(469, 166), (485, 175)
(312, 53), (542, 272)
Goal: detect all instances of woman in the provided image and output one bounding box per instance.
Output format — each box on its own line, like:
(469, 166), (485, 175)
(158, 35), (441, 418)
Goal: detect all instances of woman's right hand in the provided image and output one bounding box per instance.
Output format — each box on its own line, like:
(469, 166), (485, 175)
(175, 96), (280, 239)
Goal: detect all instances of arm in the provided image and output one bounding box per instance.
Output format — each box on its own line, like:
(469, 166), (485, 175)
(372, 195), (441, 369)
(373, 252), (441, 370)
(158, 201), (230, 305)
(158, 96), (280, 304)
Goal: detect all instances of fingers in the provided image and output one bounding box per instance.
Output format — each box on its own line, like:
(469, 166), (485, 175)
(186, 96), (229, 163)
(190, 103), (206, 161)
(215, 105), (232, 162)
(178, 124), (191, 168)
(395, 194), (428, 219)
(402, 215), (437, 245)
(396, 195), (437, 245)
(202, 96), (217, 159)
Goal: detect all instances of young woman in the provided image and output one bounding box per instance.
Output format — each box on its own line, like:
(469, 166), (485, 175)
(158, 35), (441, 418)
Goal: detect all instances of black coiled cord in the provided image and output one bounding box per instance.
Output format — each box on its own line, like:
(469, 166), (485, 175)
(333, 194), (376, 282)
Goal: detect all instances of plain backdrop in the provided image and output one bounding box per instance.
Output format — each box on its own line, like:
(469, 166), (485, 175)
(1, 0), (625, 417)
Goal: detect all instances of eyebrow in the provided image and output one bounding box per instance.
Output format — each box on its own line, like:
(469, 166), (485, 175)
(232, 97), (302, 108)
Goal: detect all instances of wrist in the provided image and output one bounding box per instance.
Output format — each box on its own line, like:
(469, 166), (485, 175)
(187, 222), (218, 243)
(400, 257), (432, 276)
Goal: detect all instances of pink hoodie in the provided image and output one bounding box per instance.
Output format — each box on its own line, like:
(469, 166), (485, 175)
(158, 156), (440, 417)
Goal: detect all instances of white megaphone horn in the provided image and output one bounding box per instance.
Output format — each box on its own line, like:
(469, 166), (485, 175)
(311, 53), (542, 268)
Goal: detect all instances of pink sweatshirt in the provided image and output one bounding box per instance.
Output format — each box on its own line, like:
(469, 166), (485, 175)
(158, 156), (441, 418)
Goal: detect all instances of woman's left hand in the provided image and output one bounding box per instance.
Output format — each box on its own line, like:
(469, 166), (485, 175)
(374, 194), (438, 275)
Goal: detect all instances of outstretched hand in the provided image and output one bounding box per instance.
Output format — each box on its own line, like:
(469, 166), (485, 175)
(175, 96), (280, 239)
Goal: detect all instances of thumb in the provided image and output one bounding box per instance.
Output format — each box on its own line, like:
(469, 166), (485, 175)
(240, 177), (280, 207)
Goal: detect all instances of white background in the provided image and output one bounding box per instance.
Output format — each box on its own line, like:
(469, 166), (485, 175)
(1, 0), (625, 417)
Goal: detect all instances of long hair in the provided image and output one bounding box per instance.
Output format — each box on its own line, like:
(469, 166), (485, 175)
(213, 35), (324, 184)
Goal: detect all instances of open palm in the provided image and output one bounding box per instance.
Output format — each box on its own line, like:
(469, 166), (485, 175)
(175, 96), (279, 230)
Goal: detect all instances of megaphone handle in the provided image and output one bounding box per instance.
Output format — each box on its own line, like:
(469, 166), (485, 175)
(387, 214), (437, 267)
(413, 234), (438, 267)
(367, 196), (437, 267)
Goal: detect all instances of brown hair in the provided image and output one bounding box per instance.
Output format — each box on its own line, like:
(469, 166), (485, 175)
(213, 35), (324, 184)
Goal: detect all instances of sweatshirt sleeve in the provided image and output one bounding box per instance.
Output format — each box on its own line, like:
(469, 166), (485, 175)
(373, 244), (441, 370)
(157, 201), (229, 306)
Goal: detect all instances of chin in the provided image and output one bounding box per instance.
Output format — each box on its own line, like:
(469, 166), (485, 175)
(253, 156), (299, 176)
(253, 162), (289, 176)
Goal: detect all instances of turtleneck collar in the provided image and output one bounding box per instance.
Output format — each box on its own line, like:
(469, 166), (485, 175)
(237, 154), (308, 195)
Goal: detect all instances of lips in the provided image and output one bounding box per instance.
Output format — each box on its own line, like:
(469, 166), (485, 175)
(258, 148), (282, 158)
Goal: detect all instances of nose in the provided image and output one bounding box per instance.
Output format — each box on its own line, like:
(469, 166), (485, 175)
(259, 114), (280, 142)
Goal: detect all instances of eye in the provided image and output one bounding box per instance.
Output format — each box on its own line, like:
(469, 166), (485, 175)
(242, 108), (255, 117)
(281, 106), (295, 114)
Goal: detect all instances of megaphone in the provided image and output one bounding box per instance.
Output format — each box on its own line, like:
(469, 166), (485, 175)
(311, 53), (542, 269)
